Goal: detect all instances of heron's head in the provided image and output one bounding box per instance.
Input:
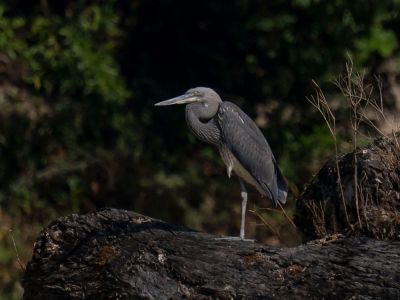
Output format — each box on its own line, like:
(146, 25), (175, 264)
(155, 87), (222, 108)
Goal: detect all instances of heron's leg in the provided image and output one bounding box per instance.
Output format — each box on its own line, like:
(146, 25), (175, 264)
(214, 178), (254, 242)
(239, 178), (247, 240)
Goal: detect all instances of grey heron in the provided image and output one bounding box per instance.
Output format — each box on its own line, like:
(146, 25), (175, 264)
(155, 87), (288, 240)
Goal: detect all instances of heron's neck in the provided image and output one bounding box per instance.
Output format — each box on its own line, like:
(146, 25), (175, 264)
(185, 106), (221, 146)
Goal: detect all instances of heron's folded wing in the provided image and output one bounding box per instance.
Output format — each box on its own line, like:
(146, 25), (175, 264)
(217, 102), (287, 205)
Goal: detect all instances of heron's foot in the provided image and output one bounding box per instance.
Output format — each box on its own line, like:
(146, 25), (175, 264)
(214, 236), (255, 242)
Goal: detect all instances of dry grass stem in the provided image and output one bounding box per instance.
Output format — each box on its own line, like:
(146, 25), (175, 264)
(9, 229), (25, 271)
(309, 59), (399, 233)
(277, 202), (297, 228)
(249, 209), (281, 238)
(307, 81), (350, 227)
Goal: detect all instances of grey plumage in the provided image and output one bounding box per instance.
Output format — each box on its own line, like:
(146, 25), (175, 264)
(155, 87), (288, 239)
(217, 101), (287, 205)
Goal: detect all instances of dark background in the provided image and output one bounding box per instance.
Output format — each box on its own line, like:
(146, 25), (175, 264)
(0, 1), (399, 298)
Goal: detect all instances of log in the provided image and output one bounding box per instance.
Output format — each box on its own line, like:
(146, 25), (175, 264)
(295, 134), (400, 241)
(23, 208), (400, 299)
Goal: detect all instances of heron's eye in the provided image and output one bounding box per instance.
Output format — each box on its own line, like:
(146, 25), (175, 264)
(203, 102), (208, 107)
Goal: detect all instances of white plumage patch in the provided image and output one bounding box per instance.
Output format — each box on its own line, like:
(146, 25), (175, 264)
(219, 144), (267, 196)
(227, 164), (233, 178)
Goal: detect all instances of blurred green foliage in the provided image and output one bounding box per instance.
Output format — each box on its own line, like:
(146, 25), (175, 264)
(0, 0), (399, 298)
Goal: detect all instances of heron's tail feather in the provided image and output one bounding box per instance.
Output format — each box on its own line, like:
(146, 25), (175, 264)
(277, 189), (288, 205)
(258, 162), (288, 207)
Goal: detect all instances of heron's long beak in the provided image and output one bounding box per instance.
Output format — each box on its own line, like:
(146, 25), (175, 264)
(154, 94), (199, 106)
